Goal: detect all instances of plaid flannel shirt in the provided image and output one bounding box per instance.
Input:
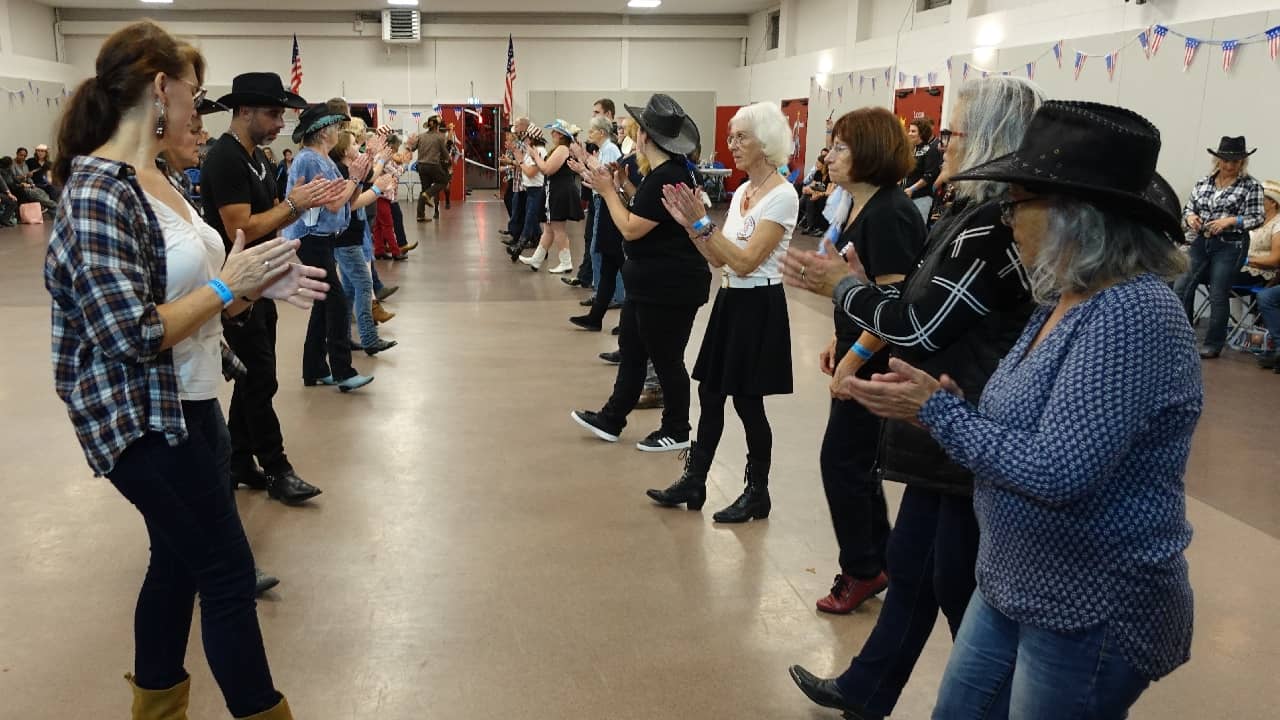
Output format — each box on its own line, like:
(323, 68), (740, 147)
(1183, 172), (1265, 233)
(46, 156), (185, 476)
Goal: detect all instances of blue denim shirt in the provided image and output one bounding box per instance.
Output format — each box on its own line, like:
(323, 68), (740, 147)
(282, 148), (350, 239)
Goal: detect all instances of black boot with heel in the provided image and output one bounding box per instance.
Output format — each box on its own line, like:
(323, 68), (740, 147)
(712, 458), (771, 523)
(646, 444), (711, 510)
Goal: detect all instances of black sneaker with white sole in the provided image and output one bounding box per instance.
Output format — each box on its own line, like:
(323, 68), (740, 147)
(571, 410), (622, 442)
(636, 429), (690, 453)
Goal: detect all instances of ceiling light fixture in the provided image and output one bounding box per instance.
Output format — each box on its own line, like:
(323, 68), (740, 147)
(628, 0), (662, 8)
(387, 0), (419, 5)
(140, 0), (174, 4)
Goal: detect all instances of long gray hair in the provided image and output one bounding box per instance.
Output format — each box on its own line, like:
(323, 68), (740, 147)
(952, 77), (1044, 203)
(1029, 198), (1188, 304)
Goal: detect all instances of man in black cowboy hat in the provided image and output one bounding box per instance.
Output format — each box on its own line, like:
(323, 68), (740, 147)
(1175, 134), (1265, 358)
(202, 72), (347, 523)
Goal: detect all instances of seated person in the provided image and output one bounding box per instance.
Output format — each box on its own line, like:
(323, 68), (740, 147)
(0, 155), (55, 212)
(798, 157), (832, 236)
(0, 171), (18, 226)
(22, 145), (58, 201)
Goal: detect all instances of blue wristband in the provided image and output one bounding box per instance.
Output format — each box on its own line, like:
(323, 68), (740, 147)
(850, 342), (874, 361)
(207, 279), (234, 307)
(1238, 215), (1243, 227)
(692, 215), (712, 233)
(372, 185), (383, 198)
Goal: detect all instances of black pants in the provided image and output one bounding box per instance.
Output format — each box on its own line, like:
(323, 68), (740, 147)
(803, 195), (829, 230)
(296, 235), (356, 381)
(508, 188), (526, 238)
(107, 401), (280, 718)
(601, 300), (699, 435)
(835, 486), (980, 717)
(575, 197), (595, 287)
(820, 398), (889, 579)
(584, 252), (623, 324)
(390, 201), (408, 247)
(502, 183), (514, 216)
(416, 165), (449, 219)
(222, 300), (291, 477)
(695, 382), (772, 462)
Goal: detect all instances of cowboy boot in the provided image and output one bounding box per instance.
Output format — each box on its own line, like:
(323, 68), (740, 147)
(712, 457), (771, 523)
(645, 443), (712, 510)
(237, 697), (294, 720)
(125, 673), (190, 720)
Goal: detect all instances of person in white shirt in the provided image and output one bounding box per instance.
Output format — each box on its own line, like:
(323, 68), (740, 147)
(507, 126), (549, 262)
(649, 101), (799, 524)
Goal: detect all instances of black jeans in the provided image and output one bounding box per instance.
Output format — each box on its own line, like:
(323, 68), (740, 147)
(296, 235), (356, 381)
(107, 401), (280, 718)
(584, 252), (623, 324)
(601, 300), (699, 435)
(820, 398), (889, 579)
(834, 486), (980, 717)
(575, 198), (595, 287)
(508, 188), (526, 238)
(222, 300), (291, 478)
(390, 201), (408, 247)
(416, 165), (449, 219)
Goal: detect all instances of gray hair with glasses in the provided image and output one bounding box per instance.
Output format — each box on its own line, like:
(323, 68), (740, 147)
(952, 76), (1045, 203)
(587, 115), (615, 140)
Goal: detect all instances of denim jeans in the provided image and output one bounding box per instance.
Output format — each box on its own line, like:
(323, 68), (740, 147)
(1174, 233), (1249, 349)
(107, 401), (280, 717)
(508, 188), (526, 238)
(932, 591), (1150, 720)
(1256, 285), (1280, 339)
(296, 235), (356, 381)
(334, 245), (379, 347)
(521, 186), (546, 245)
(590, 196), (625, 303)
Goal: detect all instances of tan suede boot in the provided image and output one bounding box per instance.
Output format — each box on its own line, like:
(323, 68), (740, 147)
(125, 673), (190, 720)
(372, 300), (396, 324)
(237, 696), (294, 719)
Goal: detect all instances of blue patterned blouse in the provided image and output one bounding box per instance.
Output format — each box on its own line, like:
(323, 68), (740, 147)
(919, 273), (1201, 680)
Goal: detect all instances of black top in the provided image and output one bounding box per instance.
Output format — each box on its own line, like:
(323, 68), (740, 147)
(620, 158), (711, 306)
(904, 140), (943, 199)
(832, 186), (926, 369)
(333, 163), (364, 248)
(201, 133), (279, 249)
(26, 157), (51, 185)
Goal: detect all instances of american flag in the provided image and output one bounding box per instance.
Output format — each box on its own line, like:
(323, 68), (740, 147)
(289, 35), (302, 95)
(1074, 52), (1087, 81)
(1269, 26), (1280, 61)
(503, 34), (516, 120)
(1105, 51), (1118, 82)
(1183, 37), (1201, 71)
(1151, 25), (1168, 56)
(1221, 40), (1238, 72)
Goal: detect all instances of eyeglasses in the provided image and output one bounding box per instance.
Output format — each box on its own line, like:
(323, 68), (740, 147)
(999, 197), (1036, 228)
(938, 129), (966, 149)
(828, 142), (850, 155)
(173, 77), (207, 106)
(726, 132), (756, 148)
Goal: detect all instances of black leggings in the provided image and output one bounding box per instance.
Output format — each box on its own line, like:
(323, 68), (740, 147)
(694, 382), (773, 463)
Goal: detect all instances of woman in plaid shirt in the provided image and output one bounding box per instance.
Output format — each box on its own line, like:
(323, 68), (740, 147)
(1173, 136), (1266, 358)
(45, 22), (328, 720)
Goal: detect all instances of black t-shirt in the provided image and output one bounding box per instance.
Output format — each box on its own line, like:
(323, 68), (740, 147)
(621, 158), (711, 306)
(201, 133), (279, 249)
(833, 186), (926, 370)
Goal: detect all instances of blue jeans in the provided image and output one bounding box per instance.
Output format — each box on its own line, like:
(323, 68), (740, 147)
(521, 186), (546, 245)
(334, 245), (379, 347)
(932, 591), (1150, 720)
(1256, 285), (1280, 339)
(1174, 233), (1249, 349)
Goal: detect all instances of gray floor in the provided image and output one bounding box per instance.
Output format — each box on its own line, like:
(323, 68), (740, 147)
(2, 199), (1278, 718)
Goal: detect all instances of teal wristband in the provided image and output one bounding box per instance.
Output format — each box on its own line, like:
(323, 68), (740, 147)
(1238, 215), (1243, 227)
(372, 185), (383, 198)
(692, 215), (712, 233)
(207, 279), (234, 306)
(850, 342), (874, 361)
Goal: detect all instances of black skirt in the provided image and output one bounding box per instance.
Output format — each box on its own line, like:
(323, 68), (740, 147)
(546, 175), (584, 222)
(693, 283), (793, 396)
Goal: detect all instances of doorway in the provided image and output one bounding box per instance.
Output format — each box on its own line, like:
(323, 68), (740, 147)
(892, 88), (944, 136)
(461, 104), (504, 193)
(780, 98), (809, 182)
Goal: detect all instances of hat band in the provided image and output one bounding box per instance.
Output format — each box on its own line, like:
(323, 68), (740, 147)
(304, 115), (345, 137)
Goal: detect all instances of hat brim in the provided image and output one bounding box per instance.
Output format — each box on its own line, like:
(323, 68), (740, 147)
(1207, 148), (1257, 159)
(624, 103), (699, 157)
(197, 98), (230, 116)
(216, 90), (307, 110)
(951, 152), (1184, 243)
(290, 113), (349, 144)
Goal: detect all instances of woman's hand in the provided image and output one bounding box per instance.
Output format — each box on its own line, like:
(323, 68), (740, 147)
(364, 133), (388, 157)
(589, 164), (615, 196)
(256, 260), (330, 310)
(660, 183), (706, 233)
(1186, 213), (1203, 232)
(348, 152), (374, 184)
(1205, 216), (1237, 236)
(782, 239), (853, 297)
(288, 177), (347, 211)
(373, 172), (396, 195)
(819, 335), (837, 376)
(217, 231), (303, 297)
(835, 357), (962, 426)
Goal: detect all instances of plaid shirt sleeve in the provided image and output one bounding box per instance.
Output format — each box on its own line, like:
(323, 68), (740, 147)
(1239, 178), (1266, 231)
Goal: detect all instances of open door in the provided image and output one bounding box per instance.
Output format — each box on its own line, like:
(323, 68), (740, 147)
(780, 98), (809, 182)
(461, 104), (504, 195)
(439, 107), (467, 206)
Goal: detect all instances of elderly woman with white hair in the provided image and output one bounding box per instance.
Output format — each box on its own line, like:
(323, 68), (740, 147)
(570, 114), (626, 330)
(649, 101), (798, 522)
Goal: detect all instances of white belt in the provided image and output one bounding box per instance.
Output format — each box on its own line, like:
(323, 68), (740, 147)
(721, 275), (782, 289)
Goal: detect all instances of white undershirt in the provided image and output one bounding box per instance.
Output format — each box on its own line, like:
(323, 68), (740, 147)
(146, 192), (227, 401)
(720, 180), (799, 280)
(521, 146), (546, 188)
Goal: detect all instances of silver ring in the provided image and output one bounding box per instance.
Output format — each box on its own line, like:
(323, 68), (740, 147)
(263, 259), (272, 268)
(800, 265), (808, 279)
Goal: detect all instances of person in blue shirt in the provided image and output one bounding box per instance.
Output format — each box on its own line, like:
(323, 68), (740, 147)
(838, 102), (1199, 719)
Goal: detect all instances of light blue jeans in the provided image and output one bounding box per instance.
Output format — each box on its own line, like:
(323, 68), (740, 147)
(334, 245), (379, 347)
(932, 590), (1150, 720)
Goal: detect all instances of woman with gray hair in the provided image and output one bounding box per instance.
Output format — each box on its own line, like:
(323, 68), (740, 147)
(783, 76), (1043, 720)
(833, 101), (1197, 718)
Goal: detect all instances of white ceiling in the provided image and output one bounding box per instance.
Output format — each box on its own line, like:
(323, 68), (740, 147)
(40, 0), (768, 13)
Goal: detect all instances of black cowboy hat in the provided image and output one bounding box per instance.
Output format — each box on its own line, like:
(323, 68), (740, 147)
(949, 100), (1183, 242)
(197, 98), (229, 115)
(290, 103), (350, 144)
(1208, 136), (1256, 160)
(623, 94), (700, 157)
(217, 72), (307, 110)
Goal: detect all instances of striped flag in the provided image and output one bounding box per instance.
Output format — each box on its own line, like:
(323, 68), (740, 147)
(1053, 41), (1064, 68)
(1026, 62), (1035, 80)
(1105, 52), (1118, 81)
(1138, 29), (1151, 59)
(1074, 52), (1087, 81)
(1151, 25), (1168, 56)
(860, 76), (865, 93)
(927, 71), (938, 86)
(1268, 26), (1280, 61)
(289, 35), (303, 95)
(503, 34), (516, 120)
(898, 71), (906, 87)
(1221, 40), (1238, 72)
(912, 75), (920, 90)
(1183, 37), (1201, 71)
(962, 62), (970, 80)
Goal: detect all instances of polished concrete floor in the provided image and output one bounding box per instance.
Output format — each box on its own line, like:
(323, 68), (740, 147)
(3, 199), (1279, 719)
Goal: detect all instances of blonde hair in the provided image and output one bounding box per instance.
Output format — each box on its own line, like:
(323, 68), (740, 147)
(346, 117), (368, 144)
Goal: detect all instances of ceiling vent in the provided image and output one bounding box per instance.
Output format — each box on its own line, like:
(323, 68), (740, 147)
(382, 9), (421, 44)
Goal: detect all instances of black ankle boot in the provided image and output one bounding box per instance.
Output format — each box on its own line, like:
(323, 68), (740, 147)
(646, 444), (712, 510)
(712, 457), (771, 523)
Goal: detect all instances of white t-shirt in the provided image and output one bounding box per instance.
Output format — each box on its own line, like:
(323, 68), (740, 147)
(593, 141), (622, 197)
(146, 192), (227, 401)
(1245, 215), (1279, 281)
(720, 180), (799, 280)
(521, 146), (547, 189)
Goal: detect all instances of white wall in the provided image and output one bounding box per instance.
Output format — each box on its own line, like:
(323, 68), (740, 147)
(0, 0), (79, 152)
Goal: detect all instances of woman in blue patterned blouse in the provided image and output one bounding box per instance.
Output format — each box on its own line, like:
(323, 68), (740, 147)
(840, 102), (1200, 718)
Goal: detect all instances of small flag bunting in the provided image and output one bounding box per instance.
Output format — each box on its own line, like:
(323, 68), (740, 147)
(1183, 37), (1201, 71)
(1074, 52), (1087, 81)
(1026, 62), (1035, 80)
(962, 62), (970, 80)
(898, 71), (906, 87)
(1268, 26), (1280, 61)
(912, 75), (919, 90)
(1151, 25), (1168, 56)
(1138, 29), (1151, 59)
(1104, 51), (1118, 81)
(860, 76), (865, 93)
(1053, 41), (1064, 68)
(1222, 40), (1238, 72)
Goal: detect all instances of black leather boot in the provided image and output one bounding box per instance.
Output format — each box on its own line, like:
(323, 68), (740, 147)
(646, 444), (712, 510)
(712, 457), (771, 523)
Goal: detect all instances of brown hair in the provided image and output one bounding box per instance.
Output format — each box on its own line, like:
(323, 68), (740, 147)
(329, 130), (356, 164)
(54, 21), (198, 185)
(909, 116), (934, 143)
(832, 107), (914, 187)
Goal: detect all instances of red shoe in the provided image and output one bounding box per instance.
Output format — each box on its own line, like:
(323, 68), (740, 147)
(816, 572), (888, 614)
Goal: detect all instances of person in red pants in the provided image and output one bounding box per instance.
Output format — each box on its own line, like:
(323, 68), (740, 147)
(372, 134), (409, 259)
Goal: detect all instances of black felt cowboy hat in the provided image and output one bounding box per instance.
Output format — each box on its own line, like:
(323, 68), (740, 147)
(949, 100), (1183, 242)
(216, 72), (307, 110)
(1207, 136), (1256, 160)
(623, 93), (700, 156)
(197, 98), (229, 115)
(290, 103), (350, 144)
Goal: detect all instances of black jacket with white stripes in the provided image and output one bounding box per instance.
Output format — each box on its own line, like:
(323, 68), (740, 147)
(833, 199), (1035, 494)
